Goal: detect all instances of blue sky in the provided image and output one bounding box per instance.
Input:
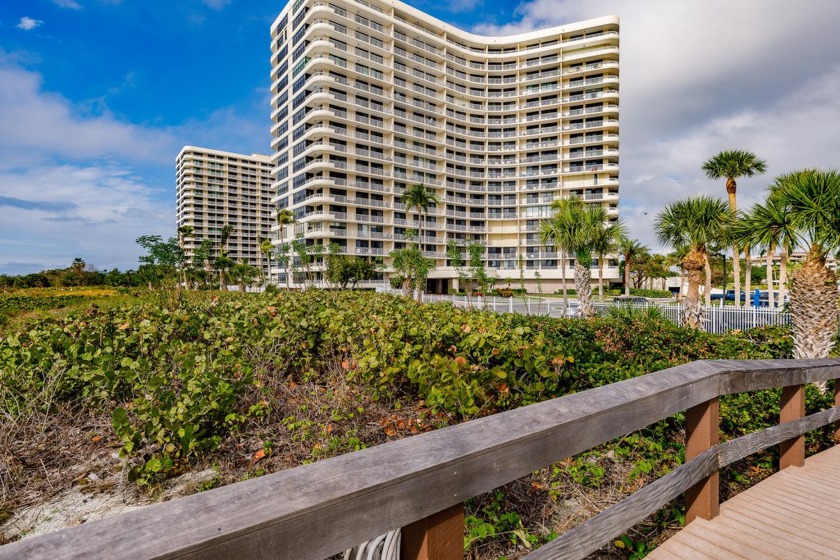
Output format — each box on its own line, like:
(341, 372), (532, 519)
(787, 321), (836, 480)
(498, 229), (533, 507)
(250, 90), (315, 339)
(2, 0), (840, 274)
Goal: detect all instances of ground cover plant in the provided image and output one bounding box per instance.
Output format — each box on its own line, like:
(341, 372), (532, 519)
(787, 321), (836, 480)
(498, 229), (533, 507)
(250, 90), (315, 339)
(0, 287), (125, 327)
(0, 290), (834, 558)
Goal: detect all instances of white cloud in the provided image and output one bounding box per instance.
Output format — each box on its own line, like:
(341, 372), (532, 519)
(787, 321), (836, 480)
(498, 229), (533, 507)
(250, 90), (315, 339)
(473, 0), (840, 252)
(17, 17), (43, 31)
(53, 0), (83, 9)
(0, 51), (270, 274)
(0, 164), (172, 272)
(0, 55), (176, 167)
(0, 54), (177, 273)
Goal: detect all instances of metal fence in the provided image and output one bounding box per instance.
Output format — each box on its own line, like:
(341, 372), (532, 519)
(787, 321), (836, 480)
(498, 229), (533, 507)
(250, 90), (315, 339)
(422, 294), (791, 335)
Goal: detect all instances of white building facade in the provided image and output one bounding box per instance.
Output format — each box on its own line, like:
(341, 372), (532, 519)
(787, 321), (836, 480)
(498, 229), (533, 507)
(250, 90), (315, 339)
(176, 146), (275, 275)
(270, 0), (620, 292)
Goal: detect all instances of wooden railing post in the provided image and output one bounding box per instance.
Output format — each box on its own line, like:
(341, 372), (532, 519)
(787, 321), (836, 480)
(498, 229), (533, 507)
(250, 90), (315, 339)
(401, 503), (464, 560)
(684, 397), (719, 523)
(779, 384), (806, 469)
(835, 379), (840, 444)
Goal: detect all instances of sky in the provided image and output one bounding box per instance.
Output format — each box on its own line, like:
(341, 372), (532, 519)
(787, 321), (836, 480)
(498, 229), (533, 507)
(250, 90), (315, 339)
(1, 0), (839, 274)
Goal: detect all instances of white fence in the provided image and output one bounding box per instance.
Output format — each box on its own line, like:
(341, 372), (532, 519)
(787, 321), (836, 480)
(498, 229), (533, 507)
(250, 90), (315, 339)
(422, 294), (790, 335)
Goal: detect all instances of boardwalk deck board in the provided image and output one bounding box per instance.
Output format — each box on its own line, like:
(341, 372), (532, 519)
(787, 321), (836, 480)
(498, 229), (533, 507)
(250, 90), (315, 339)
(648, 446), (840, 559)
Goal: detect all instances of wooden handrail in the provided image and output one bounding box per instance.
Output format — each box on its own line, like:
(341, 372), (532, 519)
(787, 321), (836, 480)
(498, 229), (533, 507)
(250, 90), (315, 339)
(1, 359), (838, 560)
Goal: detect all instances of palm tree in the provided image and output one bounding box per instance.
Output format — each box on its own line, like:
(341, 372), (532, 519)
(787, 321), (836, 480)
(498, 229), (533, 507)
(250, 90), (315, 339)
(769, 169), (840, 359)
(390, 246), (435, 298)
(539, 198), (606, 318)
(592, 219), (626, 300)
(655, 196), (732, 330)
(733, 195), (797, 309)
(400, 182), (440, 301)
(216, 224), (235, 288)
(231, 259), (259, 292)
(617, 236), (649, 297)
(276, 208), (296, 289)
(703, 150), (767, 308)
(400, 182), (440, 299)
(177, 226), (194, 289)
(259, 238), (274, 288)
(401, 183), (440, 248)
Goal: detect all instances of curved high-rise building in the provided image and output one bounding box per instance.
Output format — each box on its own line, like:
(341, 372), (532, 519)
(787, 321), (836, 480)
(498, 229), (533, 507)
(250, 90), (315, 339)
(270, 0), (619, 292)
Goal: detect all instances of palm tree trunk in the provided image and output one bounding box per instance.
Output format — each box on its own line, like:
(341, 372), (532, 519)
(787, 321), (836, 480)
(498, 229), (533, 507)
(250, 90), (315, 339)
(765, 249), (775, 309)
(779, 250), (788, 306)
(623, 257), (631, 297)
(574, 262), (595, 318)
(562, 251), (569, 309)
(416, 210), (424, 303)
(790, 247), (837, 360)
(731, 244), (741, 308)
(744, 247), (752, 307)
(597, 256), (604, 301)
(281, 231), (291, 290)
(703, 254), (712, 307)
(683, 249), (706, 330)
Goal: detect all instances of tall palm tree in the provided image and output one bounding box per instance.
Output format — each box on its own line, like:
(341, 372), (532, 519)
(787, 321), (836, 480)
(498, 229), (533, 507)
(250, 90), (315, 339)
(617, 236), (649, 297)
(592, 218), (626, 300)
(703, 150), (767, 308)
(401, 182), (441, 246)
(769, 169), (840, 359)
(216, 224), (235, 289)
(259, 238), (275, 288)
(276, 208), (296, 289)
(655, 196), (732, 330)
(400, 182), (440, 300)
(733, 195), (797, 309)
(539, 198), (606, 318)
(177, 226), (194, 289)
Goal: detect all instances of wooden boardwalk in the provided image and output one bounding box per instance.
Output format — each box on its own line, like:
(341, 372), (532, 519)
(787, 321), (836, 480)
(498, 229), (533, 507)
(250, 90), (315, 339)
(648, 445), (840, 559)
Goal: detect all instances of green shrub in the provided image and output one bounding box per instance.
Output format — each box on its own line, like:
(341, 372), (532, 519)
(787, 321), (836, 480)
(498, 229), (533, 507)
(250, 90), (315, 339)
(0, 291), (818, 486)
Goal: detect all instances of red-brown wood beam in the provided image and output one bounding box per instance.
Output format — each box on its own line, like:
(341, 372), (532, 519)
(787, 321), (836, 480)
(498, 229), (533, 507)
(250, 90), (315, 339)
(779, 384), (806, 469)
(685, 397), (720, 523)
(834, 380), (840, 445)
(401, 503), (464, 560)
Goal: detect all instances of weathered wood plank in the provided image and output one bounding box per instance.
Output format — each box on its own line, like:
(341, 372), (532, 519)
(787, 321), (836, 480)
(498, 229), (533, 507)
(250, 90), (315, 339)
(658, 517), (789, 560)
(665, 520), (757, 560)
(716, 359), (840, 394)
(718, 407), (840, 467)
(521, 448), (719, 560)
(722, 504), (840, 557)
(731, 486), (840, 530)
(666, 530), (746, 560)
(1, 359), (838, 560)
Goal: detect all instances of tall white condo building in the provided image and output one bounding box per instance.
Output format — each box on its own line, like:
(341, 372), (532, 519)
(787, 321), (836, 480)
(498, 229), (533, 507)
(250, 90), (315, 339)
(270, 0), (619, 292)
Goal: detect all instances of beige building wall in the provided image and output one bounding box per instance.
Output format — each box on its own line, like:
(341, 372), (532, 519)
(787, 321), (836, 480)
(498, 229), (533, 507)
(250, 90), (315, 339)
(269, 0), (620, 291)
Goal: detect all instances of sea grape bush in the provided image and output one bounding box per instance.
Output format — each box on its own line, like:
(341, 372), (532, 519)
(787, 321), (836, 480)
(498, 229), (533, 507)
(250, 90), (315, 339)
(0, 291), (563, 483)
(1, 290), (826, 486)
